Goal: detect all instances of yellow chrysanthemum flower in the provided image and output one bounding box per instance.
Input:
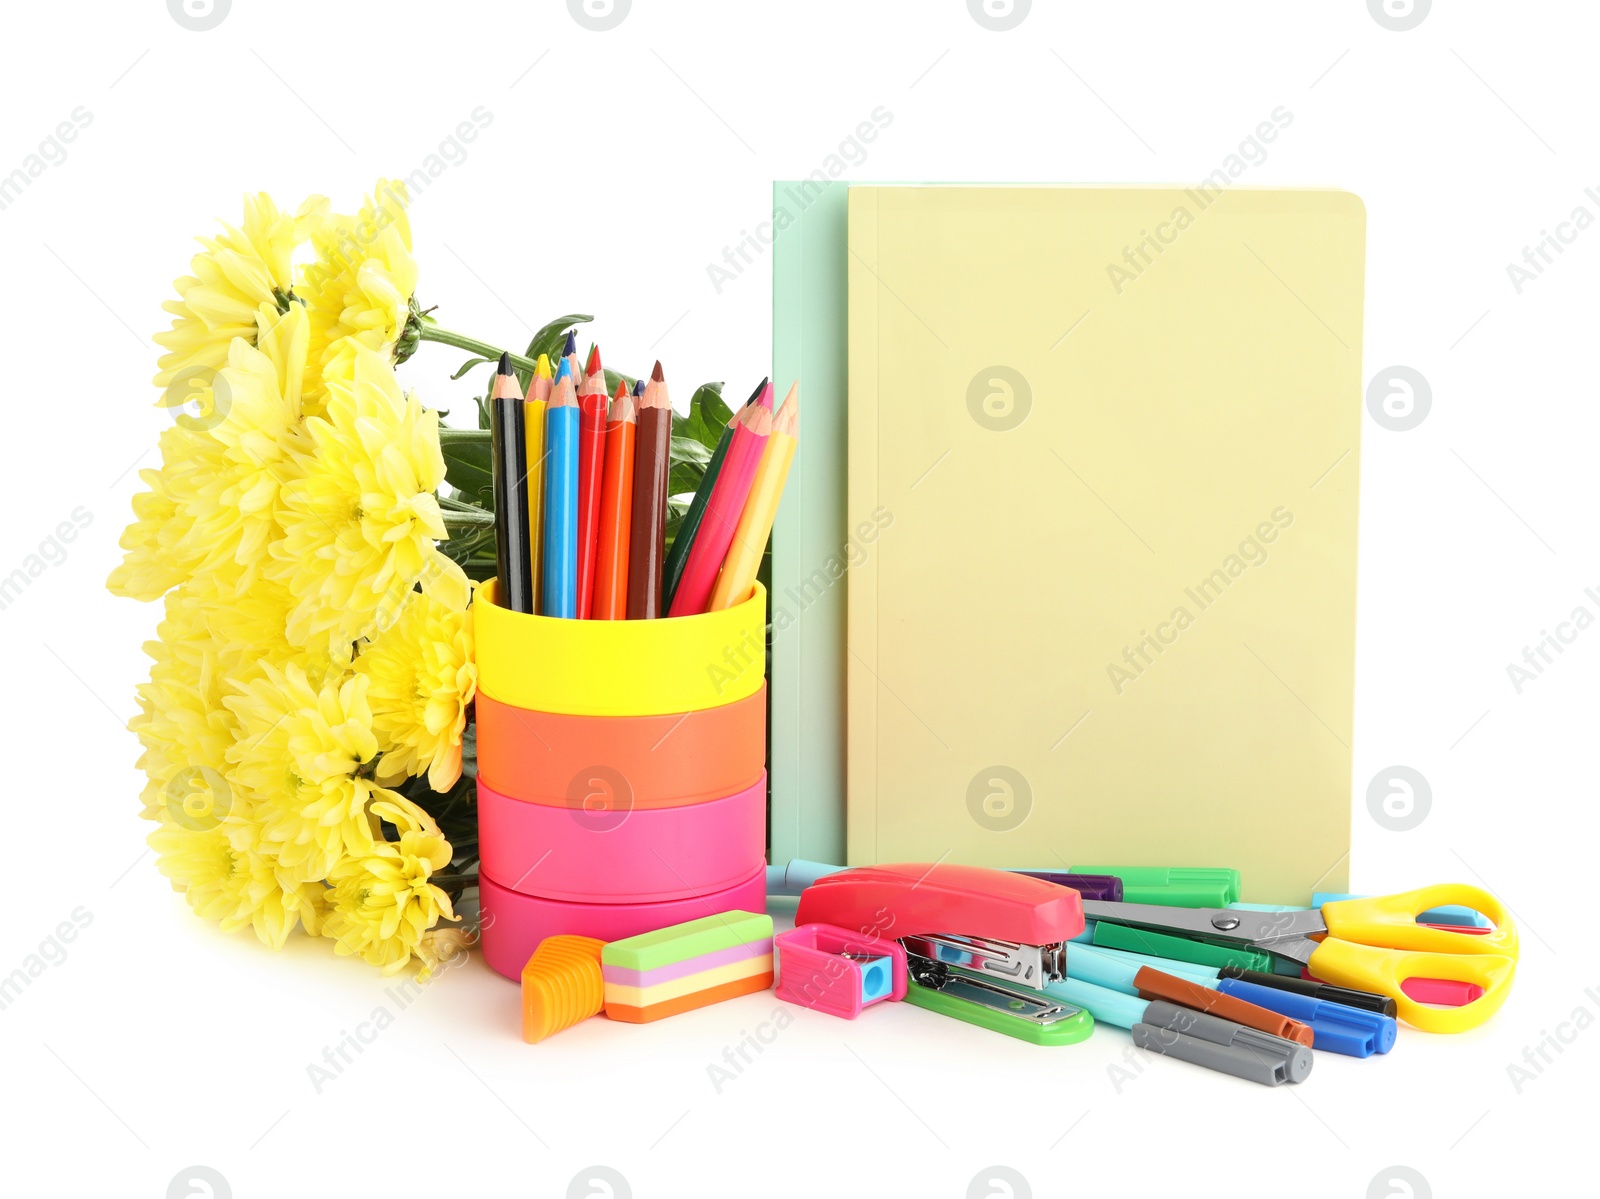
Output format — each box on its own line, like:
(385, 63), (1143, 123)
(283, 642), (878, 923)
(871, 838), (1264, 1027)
(110, 302), (310, 602)
(182, 567), (294, 676)
(115, 183), (470, 973)
(153, 191), (322, 390)
(271, 343), (447, 657)
(323, 795), (456, 976)
(148, 810), (318, 950)
(223, 662), (380, 883)
(129, 585), (239, 820)
(355, 552), (477, 791)
(180, 303), (309, 591)
(299, 179), (418, 414)
(106, 466), (187, 602)
(105, 423), (228, 601)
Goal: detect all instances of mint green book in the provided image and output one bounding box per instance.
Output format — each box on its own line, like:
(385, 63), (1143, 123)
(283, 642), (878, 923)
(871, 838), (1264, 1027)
(770, 179), (853, 866)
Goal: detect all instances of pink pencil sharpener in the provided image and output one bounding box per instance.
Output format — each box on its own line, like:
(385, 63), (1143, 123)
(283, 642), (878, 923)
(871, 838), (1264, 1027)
(774, 922), (906, 1019)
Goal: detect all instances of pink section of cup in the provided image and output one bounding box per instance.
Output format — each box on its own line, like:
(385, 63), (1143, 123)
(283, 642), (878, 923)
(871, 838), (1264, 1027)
(479, 865), (770, 981)
(477, 772), (767, 904)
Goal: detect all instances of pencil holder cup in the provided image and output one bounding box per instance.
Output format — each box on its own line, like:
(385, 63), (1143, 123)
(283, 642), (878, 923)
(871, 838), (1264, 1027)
(472, 581), (771, 981)
(474, 580), (766, 716)
(477, 772), (768, 903)
(474, 685), (766, 809)
(480, 867), (770, 982)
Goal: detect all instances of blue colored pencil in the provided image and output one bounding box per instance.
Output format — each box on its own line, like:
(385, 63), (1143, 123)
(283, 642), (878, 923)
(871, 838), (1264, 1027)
(542, 360), (580, 618)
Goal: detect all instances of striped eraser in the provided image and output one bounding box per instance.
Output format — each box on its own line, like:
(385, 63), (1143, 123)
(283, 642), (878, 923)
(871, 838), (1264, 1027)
(602, 910), (773, 1023)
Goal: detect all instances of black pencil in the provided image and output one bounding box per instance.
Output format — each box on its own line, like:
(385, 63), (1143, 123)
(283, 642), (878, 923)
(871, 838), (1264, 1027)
(490, 351), (534, 613)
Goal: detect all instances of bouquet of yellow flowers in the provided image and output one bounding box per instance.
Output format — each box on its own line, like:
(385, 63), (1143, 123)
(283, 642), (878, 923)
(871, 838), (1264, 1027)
(110, 181), (730, 976)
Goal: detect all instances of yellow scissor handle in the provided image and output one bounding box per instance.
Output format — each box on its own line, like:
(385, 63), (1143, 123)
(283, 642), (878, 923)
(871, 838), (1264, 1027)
(1321, 883), (1519, 959)
(1307, 938), (1517, 1033)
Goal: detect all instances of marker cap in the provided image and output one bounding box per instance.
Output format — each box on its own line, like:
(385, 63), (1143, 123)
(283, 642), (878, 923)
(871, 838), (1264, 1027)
(1134, 966), (1314, 1047)
(1217, 977), (1398, 1057)
(1136, 1000), (1314, 1085)
(1015, 871), (1124, 902)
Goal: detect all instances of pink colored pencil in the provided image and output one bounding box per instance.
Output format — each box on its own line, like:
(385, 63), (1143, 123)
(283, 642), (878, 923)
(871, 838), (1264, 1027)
(666, 383), (775, 616)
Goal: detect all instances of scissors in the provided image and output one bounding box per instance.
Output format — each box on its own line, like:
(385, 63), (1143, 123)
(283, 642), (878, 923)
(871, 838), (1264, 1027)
(1082, 884), (1518, 1033)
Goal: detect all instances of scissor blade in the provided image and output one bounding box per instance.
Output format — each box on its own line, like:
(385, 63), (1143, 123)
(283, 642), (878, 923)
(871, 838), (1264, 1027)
(1082, 900), (1327, 949)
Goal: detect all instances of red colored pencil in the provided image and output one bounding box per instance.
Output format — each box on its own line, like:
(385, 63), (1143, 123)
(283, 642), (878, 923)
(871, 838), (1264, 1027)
(575, 343), (608, 619)
(592, 381), (637, 621)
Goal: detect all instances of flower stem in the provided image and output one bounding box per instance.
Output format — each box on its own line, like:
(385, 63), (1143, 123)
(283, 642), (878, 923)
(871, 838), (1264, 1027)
(417, 325), (537, 374)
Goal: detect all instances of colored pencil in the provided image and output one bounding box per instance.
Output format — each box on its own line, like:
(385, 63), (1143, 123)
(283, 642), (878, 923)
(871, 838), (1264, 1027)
(627, 360), (673, 619)
(668, 382), (774, 617)
(662, 379), (763, 613)
(489, 353), (534, 613)
(709, 381), (798, 611)
(633, 377), (647, 397)
(543, 363), (580, 618)
(525, 353), (553, 614)
(561, 329), (580, 388)
(575, 343), (609, 619)
(592, 381), (637, 620)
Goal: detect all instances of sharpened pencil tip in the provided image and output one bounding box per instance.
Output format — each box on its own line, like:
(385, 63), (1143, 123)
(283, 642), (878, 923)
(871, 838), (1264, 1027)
(633, 378), (647, 396)
(651, 360), (665, 383)
(585, 344), (602, 376)
(489, 358), (523, 400)
(744, 377), (769, 406)
(562, 329), (577, 356)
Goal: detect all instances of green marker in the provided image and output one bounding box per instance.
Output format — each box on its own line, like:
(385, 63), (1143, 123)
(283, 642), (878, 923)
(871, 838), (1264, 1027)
(1093, 921), (1274, 974)
(1070, 865), (1242, 908)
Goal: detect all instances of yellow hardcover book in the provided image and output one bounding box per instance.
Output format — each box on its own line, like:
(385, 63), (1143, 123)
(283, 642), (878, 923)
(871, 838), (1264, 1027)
(847, 185), (1364, 902)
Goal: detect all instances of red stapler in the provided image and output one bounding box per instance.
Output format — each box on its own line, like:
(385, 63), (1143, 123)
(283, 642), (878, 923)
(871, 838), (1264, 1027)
(795, 861), (1082, 983)
(795, 863), (1091, 1043)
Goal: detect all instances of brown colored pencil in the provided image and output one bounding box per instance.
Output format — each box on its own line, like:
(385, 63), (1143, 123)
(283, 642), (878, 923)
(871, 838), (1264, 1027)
(627, 360), (673, 619)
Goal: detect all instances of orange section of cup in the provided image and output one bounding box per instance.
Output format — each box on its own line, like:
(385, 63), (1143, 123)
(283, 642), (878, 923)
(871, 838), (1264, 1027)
(475, 683), (767, 810)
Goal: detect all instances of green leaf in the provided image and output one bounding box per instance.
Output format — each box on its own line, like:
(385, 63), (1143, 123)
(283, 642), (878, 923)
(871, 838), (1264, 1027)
(520, 314), (593, 388)
(451, 355), (493, 381)
(683, 382), (731, 449)
(669, 436), (713, 467)
(441, 430), (494, 509)
(667, 462), (706, 501)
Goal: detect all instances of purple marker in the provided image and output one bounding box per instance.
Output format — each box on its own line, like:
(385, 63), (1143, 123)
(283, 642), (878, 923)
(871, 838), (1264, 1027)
(1015, 872), (1124, 902)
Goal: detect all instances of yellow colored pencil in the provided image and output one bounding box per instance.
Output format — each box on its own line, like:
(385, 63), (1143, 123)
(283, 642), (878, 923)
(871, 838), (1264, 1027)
(526, 353), (553, 612)
(708, 381), (798, 612)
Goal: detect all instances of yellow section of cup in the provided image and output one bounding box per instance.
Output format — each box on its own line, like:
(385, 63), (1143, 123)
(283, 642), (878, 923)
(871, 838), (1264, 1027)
(474, 580), (767, 716)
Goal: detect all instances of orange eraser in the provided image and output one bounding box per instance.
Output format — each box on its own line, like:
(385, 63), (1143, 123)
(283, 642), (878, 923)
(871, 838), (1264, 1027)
(521, 935), (606, 1043)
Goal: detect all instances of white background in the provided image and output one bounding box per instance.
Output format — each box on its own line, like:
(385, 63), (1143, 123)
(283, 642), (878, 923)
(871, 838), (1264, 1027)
(2, 1), (1594, 1196)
